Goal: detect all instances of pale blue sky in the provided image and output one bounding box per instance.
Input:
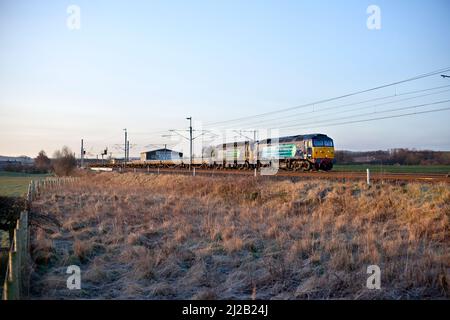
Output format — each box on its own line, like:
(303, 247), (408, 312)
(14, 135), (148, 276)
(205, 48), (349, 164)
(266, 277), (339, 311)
(1, 0), (450, 157)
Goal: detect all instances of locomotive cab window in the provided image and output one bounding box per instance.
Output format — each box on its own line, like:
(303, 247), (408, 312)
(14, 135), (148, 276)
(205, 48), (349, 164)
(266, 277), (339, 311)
(313, 140), (324, 147)
(324, 140), (333, 147)
(313, 139), (333, 147)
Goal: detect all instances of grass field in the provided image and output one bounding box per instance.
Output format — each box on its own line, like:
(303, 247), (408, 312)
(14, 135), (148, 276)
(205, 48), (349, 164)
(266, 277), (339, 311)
(333, 164), (450, 174)
(29, 172), (449, 299)
(0, 171), (51, 197)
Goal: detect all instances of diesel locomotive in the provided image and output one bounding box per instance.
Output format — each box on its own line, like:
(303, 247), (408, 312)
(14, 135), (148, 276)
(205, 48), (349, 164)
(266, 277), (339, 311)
(202, 133), (334, 171)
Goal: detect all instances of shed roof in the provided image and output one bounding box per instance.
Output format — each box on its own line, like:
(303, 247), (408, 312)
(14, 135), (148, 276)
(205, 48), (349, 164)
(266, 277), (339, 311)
(141, 148), (181, 154)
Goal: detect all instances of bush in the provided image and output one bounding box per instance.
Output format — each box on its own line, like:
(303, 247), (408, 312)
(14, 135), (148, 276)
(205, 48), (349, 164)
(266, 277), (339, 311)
(52, 146), (76, 176)
(35, 150), (51, 173)
(2, 151), (52, 174)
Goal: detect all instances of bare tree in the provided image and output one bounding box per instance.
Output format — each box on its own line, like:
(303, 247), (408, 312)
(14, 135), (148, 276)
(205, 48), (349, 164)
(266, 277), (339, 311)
(35, 150), (51, 173)
(52, 146), (76, 176)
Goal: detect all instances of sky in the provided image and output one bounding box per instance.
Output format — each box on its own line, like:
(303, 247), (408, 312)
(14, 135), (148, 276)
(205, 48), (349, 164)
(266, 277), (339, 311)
(1, 0), (450, 158)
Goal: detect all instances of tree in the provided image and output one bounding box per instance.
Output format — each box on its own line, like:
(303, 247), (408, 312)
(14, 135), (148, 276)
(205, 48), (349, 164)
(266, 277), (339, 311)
(52, 146), (77, 176)
(35, 150), (51, 173)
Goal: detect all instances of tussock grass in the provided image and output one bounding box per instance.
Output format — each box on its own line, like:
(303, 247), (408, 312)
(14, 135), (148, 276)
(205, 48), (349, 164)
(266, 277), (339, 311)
(29, 173), (449, 299)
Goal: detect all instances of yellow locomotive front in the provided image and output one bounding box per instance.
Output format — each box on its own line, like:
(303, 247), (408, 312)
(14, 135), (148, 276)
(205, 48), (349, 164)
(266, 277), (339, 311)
(307, 135), (335, 170)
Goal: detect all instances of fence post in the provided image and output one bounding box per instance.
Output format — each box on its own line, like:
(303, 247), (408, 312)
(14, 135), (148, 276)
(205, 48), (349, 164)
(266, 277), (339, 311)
(193, 167), (196, 176)
(15, 219), (21, 298)
(31, 181), (35, 201)
(366, 168), (370, 186)
(3, 212), (29, 300)
(21, 211), (29, 258)
(17, 213), (27, 297)
(27, 183), (32, 211)
(9, 229), (19, 299)
(5, 250), (19, 299)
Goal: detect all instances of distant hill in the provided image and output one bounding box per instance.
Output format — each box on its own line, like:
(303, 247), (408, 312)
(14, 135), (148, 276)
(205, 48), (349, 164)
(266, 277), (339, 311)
(0, 155), (34, 164)
(335, 149), (450, 165)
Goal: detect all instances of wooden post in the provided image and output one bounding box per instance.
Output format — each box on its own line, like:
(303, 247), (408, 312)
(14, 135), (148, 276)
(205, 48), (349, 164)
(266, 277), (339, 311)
(15, 220), (21, 298)
(8, 229), (20, 300)
(20, 211), (29, 298)
(367, 168), (370, 186)
(20, 211), (29, 256)
(27, 183), (31, 211)
(2, 211), (30, 300)
(4, 251), (19, 299)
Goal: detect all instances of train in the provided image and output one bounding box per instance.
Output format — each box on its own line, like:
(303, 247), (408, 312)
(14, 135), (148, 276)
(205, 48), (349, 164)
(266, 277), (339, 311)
(200, 133), (334, 171)
(91, 133), (335, 171)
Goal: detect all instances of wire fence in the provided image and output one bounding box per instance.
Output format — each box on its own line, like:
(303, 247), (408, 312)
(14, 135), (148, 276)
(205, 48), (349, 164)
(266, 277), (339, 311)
(2, 177), (79, 300)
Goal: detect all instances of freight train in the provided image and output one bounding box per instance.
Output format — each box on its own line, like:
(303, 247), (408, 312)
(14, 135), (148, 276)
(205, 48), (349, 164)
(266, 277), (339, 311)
(91, 133), (335, 171)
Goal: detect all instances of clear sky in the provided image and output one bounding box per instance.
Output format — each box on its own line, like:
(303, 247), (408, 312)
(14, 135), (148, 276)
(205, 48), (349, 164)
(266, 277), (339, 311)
(1, 0), (450, 158)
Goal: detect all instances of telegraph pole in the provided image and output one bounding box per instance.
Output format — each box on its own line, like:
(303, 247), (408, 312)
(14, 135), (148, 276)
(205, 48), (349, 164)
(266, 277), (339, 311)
(80, 139), (84, 168)
(123, 128), (127, 164)
(166, 122), (211, 170)
(186, 117), (192, 170)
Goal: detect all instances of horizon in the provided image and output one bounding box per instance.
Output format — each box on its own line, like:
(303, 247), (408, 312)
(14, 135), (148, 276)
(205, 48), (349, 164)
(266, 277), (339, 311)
(2, 146), (450, 160)
(1, 0), (450, 157)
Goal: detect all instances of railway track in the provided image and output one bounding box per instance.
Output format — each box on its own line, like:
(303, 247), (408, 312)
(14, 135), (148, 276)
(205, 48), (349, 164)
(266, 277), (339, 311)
(107, 167), (450, 183)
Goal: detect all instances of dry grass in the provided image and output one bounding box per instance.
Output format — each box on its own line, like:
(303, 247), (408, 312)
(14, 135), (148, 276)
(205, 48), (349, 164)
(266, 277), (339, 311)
(28, 172), (449, 299)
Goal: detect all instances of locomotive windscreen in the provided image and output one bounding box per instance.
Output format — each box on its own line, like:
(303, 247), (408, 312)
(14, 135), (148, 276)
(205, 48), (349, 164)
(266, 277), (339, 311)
(313, 138), (334, 147)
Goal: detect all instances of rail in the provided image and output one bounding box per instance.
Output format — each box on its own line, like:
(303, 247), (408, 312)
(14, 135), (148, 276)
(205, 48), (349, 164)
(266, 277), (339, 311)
(109, 167), (450, 183)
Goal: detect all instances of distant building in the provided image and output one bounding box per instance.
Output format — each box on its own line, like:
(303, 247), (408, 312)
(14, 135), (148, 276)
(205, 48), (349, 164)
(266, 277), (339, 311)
(140, 148), (183, 161)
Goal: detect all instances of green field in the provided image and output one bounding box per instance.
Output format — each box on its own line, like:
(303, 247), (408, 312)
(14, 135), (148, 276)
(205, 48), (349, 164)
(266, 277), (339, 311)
(333, 164), (450, 174)
(0, 171), (52, 197)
